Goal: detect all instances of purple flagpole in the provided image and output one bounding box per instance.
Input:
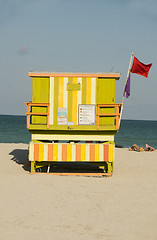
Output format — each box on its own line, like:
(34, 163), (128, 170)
(120, 53), (134, 128)
(125, 72), (130, 98)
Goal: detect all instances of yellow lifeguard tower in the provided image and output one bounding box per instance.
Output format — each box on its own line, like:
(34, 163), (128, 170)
(25, 72), (122, 176)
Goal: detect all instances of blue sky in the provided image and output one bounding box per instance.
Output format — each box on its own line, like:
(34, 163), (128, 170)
(0, 0), (156, 120)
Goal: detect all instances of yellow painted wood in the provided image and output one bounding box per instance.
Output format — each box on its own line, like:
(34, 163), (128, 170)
(67, 77), (73, 122)
(54, 77), (59, 126)
(32, 77), (49, 124)
(77, 77), (82, 124)
(49, 77), (54, 125)
(81, 144), (85, 161)
(58, 77), (64, 108)
(95, 144), (99, 161)
(29, 123), (117, 132)
(98, 78), (115, 126)
(53, 144), (58, 161)
(63, 77), (68, 108)
(86, 77), (91, 104)
(29, 142), (115, 167)
(109, 144), (114, 162)
(91, 78), (96, 104)
(72, 77), (78, 125)
(67, 83), (80, 91)
(82, 77), (86, 104)
(28, 74), (119, 146)
(107, 162), (112, 173)
(39, 144), (44, 161)
(32, 133), (115, 141)
(31, 161), (35, 173)
(67, 144), (71, 161)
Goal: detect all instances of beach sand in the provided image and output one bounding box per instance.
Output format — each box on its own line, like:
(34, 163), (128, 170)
(0, 143), (157, 240)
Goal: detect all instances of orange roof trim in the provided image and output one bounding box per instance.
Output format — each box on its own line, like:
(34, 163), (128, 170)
(28, 72), (120, 79)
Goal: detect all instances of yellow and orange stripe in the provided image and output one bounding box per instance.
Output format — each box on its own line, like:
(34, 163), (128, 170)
(29, 142), (114, 162)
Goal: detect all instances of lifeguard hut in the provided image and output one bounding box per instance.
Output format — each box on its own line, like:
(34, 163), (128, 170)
(25, 72), (122, 176)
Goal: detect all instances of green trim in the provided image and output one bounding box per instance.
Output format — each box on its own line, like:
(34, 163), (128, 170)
(82, 77), (86, 104)
(28, 124), (118, 131)
(31, 161), (36, 172)
(67, 83), (80, 91)
(107, 162), (113, 173)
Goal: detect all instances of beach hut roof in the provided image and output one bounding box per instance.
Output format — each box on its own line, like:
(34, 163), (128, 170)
(28, 72), (120, 80)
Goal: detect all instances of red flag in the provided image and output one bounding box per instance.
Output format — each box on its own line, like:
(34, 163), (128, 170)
(130, 56), (152, 78)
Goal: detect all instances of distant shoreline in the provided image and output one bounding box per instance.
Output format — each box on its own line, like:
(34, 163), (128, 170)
(0, 116), (157, 148)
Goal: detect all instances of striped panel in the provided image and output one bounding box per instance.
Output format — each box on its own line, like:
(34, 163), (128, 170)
(82, 77), (86, 104)
(90, 144), (95, 161)
(81, 77), (96, 105)
(71, 144), (76, 162)
(49, 77), (96, 126)
(29, 142), (34, 161)
(72, 77), (78, 125)
(77, 77), (82, 124)
(67, 144), (72, 162)
(30, 142), (114, 162)
(67, 77), (73, 122)
(58, 77), (64, 108)
(99, 144), (104, 161)
(34, 144), (39, 161)
(86, 78), (91, 104)
(54, 77), (59, 125)
(62, 144), (67, 161)
(48, 144), (53, 161)
(109, 144), (114, 162)
(49, 77), (54, 125)
(53, 144), (58, 161)
(81, 144), (86, 161)
(104, 145), (109, 162)
(39, 144), (44, 161)
(91, 78), (96, 104)
(63, 77), (68, 108)
(95, 144), (99, 161)
(76, 145), (81, 162)
(58, 144), (62, 162)
(85, 144), (90, 162)
(43, 144), (48, 161)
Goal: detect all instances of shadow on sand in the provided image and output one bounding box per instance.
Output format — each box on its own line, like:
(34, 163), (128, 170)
(9, 149), (106, 175)
(9, 149), (30, 172)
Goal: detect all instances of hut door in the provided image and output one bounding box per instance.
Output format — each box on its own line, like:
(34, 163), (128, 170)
(97, 78), (115, 125)
(32, 77), (49, 124)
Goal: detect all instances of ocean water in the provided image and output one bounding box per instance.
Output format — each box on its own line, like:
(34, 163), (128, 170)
(0, 115), (157, 149)
(115, 119), (157, 149)
(0, 115), (31, 144)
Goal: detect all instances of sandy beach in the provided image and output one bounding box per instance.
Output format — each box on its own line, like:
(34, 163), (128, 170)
(0, 143), (157, 240)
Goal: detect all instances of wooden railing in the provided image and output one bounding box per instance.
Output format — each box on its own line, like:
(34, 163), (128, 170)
(25, 102), (50, 128)
(25, 102), (122, 130)
(97, 103), (122, 130)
